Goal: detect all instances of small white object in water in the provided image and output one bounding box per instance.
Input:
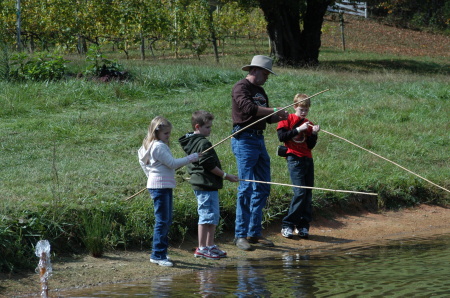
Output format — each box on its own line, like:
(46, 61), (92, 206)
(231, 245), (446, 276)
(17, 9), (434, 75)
(35, 240), (52, 297)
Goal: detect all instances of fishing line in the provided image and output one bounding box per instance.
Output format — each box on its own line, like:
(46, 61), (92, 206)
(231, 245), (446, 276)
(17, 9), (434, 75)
(313, 125), (449, 193)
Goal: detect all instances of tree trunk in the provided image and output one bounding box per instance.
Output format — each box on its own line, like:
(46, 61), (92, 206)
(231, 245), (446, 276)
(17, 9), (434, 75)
(77, 35), (87, 55)
(140, 32), (145, 60)
(300, 0), (330, 66)
(258, 0), (331, 67)
(29, 34), (35, 53)
(208, 5), (220, 64)
(259, 0), (302, 66)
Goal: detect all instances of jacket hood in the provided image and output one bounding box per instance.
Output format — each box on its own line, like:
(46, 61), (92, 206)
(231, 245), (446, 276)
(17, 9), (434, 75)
(178, 132), (223, 190)
(178, 132), (201, 150)
(138, 141), (155, 166)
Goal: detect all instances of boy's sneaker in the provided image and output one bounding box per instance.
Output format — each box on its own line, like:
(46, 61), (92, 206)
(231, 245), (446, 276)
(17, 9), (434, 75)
(209, 245), (227, 258)
(150, 258), (173, 267)
(281, 227), (294, 239)
(194, 247), (220, 260)
(298, 227), (309, 239)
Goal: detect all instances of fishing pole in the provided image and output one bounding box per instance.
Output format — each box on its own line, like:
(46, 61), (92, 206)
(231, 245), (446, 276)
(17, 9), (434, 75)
(310, 125), (449, 193)
(125, 89), (330, 201)
(239, 179), (378, 196)
(202, 89), (329, 153)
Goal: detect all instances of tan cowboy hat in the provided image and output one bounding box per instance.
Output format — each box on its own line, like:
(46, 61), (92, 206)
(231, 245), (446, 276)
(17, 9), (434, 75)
(241, 55), (277, 75)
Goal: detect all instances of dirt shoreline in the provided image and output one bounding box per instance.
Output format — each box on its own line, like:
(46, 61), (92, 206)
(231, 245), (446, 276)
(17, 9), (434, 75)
(2, 204), (450, 297)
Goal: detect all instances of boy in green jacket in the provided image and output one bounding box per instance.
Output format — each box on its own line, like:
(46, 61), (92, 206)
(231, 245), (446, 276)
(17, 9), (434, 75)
(179, 110), (238, 260)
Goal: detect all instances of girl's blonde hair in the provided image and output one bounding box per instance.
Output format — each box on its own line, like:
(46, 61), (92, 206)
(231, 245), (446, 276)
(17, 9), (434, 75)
(293, 93), (311, 108)
(142, 116), (172, 149)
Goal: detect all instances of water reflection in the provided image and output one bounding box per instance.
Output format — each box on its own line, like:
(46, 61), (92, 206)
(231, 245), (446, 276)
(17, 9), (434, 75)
(234, 260), (270, 297)
(195, 269), (218, 297)
(281, 253), (319, 297)
(151, 275), (173, 297)
(60, 234), (450, 297)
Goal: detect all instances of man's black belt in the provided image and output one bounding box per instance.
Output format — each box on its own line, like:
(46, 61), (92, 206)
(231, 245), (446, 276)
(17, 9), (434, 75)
(233, 126), (264, 135)
(244, 129), (264, 135)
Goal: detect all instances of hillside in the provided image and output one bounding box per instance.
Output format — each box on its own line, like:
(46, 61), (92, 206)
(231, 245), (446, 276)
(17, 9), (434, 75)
(321, 15), (450, 58)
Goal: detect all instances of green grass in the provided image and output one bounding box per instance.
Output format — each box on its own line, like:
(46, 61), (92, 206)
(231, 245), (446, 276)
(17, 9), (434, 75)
(0, 47), (449, 272)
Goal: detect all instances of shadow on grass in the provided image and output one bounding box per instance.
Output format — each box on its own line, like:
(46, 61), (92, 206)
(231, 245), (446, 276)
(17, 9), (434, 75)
(320, 59), (449, 75)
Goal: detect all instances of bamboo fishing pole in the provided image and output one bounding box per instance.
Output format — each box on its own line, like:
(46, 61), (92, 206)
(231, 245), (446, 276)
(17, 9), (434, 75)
(125, 187), (147, 201)
(240, 179), (378, 196)
(125, 89), (330, 201)
(202, 88), (329, 153)
(312, 125), (449, 193)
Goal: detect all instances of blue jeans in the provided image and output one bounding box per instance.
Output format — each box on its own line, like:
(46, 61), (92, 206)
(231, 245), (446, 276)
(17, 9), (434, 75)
(231, 132), (271, 238)
(148, 188), (173, 260)
(195, 190), (220, 225)
(282, 155), (314, 230)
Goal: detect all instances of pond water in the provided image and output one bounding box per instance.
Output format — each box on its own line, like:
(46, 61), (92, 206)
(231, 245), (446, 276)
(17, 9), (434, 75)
(61, 234), (450, 297)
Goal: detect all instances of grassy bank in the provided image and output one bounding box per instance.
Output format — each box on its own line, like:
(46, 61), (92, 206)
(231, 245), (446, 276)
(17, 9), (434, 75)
(1, 47), (449, 272)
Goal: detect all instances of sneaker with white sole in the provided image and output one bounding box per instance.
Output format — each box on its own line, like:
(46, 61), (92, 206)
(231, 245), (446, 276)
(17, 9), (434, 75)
(298, 227), (309, 239)
(194, 247), (220, 260)
(209, 245), (227, 258)
(281, 227), (294, 239)
(150, 258), (173, 267)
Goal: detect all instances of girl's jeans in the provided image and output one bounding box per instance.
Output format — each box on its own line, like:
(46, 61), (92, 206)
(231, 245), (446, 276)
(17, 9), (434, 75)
(282, 155), (314, 230)
(231, 132), (271, 238)
(148, 188), (173, 260)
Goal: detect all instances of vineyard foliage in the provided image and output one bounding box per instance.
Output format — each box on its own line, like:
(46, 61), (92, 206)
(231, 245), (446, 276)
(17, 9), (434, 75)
(0, 0), (267, 57)
(0, 0), (447, 61)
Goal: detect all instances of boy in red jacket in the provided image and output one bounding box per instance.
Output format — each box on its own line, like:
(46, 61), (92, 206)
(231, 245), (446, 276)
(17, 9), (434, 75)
(277, 94), (320, 239)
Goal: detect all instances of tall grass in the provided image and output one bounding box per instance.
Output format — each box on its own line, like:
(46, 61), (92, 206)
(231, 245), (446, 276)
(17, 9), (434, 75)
(0, 39), (9, 81)
(0, 48), (448, 271)
(81, 209), (113, 258)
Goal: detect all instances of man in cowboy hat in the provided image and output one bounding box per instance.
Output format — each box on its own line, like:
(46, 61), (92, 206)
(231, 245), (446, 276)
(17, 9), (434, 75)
(231, 55), (289, 251)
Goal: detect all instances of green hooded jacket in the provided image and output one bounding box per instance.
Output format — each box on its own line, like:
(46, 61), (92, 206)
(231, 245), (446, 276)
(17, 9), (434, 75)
(178, 133), (223, 191)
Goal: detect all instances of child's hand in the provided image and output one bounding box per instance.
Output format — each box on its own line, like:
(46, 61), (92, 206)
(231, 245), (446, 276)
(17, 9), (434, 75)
(226, 174), (239, 182)
(188, 152), (202, 162)
(296, 121), (309, 132)
(312, 125), (320, 134)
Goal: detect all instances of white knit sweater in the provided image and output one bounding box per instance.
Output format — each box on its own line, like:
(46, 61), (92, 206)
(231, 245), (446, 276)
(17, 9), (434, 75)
(138, 140), (199, 189)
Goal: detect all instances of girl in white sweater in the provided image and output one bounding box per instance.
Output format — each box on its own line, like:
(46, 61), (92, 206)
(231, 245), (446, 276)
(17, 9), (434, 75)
(138, 116), (200, 267)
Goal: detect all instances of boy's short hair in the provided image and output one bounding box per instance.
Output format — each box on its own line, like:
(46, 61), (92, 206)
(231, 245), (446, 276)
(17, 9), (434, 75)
(191, 110), (214, 130)
(293, 93), (311, 108)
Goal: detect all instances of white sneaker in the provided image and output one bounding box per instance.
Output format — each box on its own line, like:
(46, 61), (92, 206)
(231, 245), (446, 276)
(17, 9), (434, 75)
(281, 227), (293, 239)
(150, 258), (173, 267)
(194, 247), (220, 260)
(209, 245), (227, 258)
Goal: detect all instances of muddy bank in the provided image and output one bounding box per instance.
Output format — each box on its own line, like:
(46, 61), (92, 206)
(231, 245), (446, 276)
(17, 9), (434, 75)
(1, 204), (449, 297)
